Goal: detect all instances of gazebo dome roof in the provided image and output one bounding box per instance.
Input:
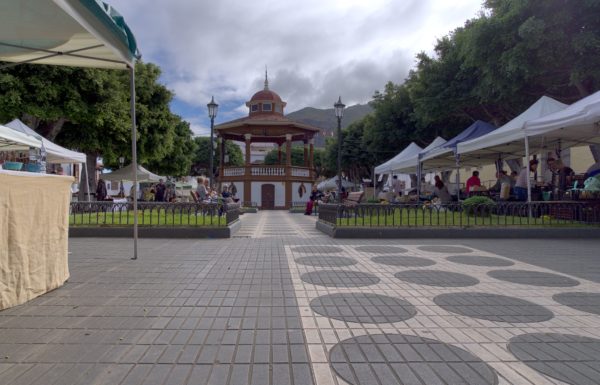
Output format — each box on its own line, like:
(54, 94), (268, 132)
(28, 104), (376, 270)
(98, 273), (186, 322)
(250, 89), (283, 103)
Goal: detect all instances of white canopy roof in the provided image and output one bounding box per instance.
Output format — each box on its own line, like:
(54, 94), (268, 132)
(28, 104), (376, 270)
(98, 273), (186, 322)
(102, 163), (164, 183)
(0, 0), (138, 69)
(0, 124), (42, 151)
(317, 176), (354, 191)
(456, 96), (568, 163)
(374, 142), (422, 174)
(524, 91), (600, 144)
(388, 137), (447, 173)
(5, 119), (86, 163)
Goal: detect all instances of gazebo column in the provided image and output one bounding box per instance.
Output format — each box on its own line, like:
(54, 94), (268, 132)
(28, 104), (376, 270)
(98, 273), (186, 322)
(244, 134), (251, 205)
(285, 134), (292, 208)
(303, 139), (308, 167)
(309, 138), (315, 179)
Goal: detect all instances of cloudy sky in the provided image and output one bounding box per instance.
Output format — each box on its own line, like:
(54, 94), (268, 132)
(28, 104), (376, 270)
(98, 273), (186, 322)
(108, 0), (483, 136)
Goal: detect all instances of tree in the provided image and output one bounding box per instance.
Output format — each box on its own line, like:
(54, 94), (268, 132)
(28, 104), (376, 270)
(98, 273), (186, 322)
(263, 146), (306, 166)
(147, 118), (197, 176)
(191, 137), (243, 176)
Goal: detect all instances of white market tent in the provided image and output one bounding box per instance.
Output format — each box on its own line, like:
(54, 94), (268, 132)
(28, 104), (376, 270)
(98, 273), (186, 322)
(5, 119), (86, 163)
(0, 124), (42, 151)
(317, 176), (354, 191)
(374, 142), (422, 174)
(102, 163), (164, 183)
(391, 136), (447, 174)
(456, 96), (569, 163)
(0, 0), (142, 259)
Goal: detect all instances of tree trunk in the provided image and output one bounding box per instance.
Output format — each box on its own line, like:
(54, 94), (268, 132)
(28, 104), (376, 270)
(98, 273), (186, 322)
(79, 152), (98, 201)
(44, 118), (67, 141)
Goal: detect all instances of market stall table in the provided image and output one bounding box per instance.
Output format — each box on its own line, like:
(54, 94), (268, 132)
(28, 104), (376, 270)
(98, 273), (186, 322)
(0, 170), (73, 310)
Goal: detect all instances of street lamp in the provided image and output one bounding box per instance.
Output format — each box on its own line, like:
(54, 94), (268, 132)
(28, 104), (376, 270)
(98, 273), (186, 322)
(334, 96), (345, 202)
(119, 156), (124, 169)
(207, 96), (219, 188)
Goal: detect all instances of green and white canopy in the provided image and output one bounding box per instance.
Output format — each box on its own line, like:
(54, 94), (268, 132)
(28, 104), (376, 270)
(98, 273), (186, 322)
(0, 0), (139, 69)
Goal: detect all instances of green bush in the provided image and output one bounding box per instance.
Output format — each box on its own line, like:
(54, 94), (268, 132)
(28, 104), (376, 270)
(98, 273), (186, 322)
(366, 198), (380, 203)
(462, 196), (496, 217)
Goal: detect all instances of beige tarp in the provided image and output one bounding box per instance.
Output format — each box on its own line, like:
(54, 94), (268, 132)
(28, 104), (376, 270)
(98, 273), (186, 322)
(0, 171), (73, 310)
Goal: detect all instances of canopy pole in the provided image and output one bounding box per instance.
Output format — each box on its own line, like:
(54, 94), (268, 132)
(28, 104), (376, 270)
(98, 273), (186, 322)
(84, 162), (90, 202)
(455, 153), (461, 202)
(129, 65), (138, 260)
(416, 156), (422, 199)
(524, 135), (533, 218)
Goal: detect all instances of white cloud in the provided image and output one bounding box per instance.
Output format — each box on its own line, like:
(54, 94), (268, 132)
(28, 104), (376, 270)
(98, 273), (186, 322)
(109, 0), (483, 122)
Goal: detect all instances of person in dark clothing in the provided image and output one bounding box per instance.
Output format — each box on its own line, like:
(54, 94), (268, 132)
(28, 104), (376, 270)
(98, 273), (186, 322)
(96, 179), (108, 201)
(154, 179), (166, 202)
(305, 185), (323, 215)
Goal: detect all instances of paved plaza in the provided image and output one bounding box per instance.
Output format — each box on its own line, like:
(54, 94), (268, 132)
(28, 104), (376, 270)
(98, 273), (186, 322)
(1, 211), (600, 385)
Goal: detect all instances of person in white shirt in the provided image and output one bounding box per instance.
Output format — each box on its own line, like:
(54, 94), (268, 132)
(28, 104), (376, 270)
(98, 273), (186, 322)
(515, 159), (538, 201)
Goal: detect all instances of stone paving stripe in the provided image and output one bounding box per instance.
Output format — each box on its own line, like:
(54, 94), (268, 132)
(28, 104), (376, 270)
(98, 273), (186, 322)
(488, 269), (580, 287)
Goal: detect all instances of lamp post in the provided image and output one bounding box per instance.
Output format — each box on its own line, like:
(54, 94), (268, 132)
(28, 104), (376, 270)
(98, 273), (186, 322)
(334, 96), (345, 203)
(207, 96), (219, 189)
(119, 156), (124, 169)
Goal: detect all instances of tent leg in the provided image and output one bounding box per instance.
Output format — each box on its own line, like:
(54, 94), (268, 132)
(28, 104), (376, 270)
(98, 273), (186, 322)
(129, 65), (138, 260)
(525, 135), (532, 218)
(416, 158), (422, 199)
(84, 162), (90, 202)
(455, 155), (461, 202)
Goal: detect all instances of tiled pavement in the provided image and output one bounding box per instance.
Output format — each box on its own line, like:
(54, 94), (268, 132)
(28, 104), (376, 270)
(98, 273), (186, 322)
(1, 212), (600, 384)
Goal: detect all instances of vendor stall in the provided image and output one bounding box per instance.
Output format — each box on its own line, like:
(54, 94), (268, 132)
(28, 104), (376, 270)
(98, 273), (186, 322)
(0, 170), (73, 310)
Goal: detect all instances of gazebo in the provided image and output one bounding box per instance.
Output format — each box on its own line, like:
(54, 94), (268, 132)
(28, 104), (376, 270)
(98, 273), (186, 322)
(216, 76), (320, 209)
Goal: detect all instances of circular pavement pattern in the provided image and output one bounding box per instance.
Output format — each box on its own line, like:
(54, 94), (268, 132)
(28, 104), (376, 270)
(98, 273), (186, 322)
(418, 245), (472, 253)
(291, 246), (343, 254)
(553, 292), (600, 316)
(295, 256), (357, 267)
(488, 269), (580, 287)
(301, 270), (380, 288)
(508, 333), (600, 385)
(446, 255), (514, 267)
(434, 292), (554, 323)
(330, 333), (498, 385)
(310, 293), (416, 323)
(372, 255), (436, 267)
(354, 245), (408, 254)
(394, 269), (479, 287)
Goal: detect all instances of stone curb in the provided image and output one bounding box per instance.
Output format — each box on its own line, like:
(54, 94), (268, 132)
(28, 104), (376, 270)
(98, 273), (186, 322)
(69, 219), (241, 238)
(316, 221), (600, 239)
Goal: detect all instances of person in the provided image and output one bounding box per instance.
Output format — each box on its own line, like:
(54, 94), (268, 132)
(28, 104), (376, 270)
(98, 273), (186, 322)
(96, 179), (108, 201)
(490, 170), (512, 192)
(305, 185), (323, 215)
(196, 176), (208, 201)
(154, 179), (166, 202)
(547, 158), (574, 195)
(433, 175), (452, 203)
(391, 175), (404, 196)
(420, 177), (434, 195)
(465, 171), (481, 193)
(515, 159), (538, 201)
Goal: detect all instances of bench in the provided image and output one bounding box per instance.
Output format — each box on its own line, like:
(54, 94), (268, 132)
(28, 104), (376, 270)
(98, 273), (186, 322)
(343, 191), (364, 208)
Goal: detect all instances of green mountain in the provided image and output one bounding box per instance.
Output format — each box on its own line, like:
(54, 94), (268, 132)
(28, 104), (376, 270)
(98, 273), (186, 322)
(286, 104), (373, 147)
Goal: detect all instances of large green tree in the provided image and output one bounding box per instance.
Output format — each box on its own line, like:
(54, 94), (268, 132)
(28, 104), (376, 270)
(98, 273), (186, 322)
(191, 137), (244, 176)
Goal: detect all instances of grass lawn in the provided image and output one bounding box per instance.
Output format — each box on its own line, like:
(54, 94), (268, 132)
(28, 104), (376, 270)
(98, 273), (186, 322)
(336, 207), (596, 227)
(70, 211), (226, 227)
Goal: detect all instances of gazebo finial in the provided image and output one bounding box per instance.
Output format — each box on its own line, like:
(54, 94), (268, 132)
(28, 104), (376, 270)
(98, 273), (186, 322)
(264, 65), (269, 90)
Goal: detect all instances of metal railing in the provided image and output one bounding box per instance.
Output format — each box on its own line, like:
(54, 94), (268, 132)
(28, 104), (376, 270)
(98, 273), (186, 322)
(318, 202), (600, 227)
(70, 201), (240, 227)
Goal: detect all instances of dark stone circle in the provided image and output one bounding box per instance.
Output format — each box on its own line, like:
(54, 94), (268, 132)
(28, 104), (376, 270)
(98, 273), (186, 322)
(446, 255), (514, 267)
(301, 270), (380, 288)
(509, 333), (600, 385)
(355, 245), (408, 254)
(310, 293), (416, 323)
(488, 269), (580, 287)
(553, 292), (600, 315)
(330, 333), (498, 385)
(418, 245), (472, 253)
(434, 292), (554, 323)
(291, 246), (343, 254)
(295, 256), (357, 267)
(372, 255), (436, 267)
(394, 270), (479, 287)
